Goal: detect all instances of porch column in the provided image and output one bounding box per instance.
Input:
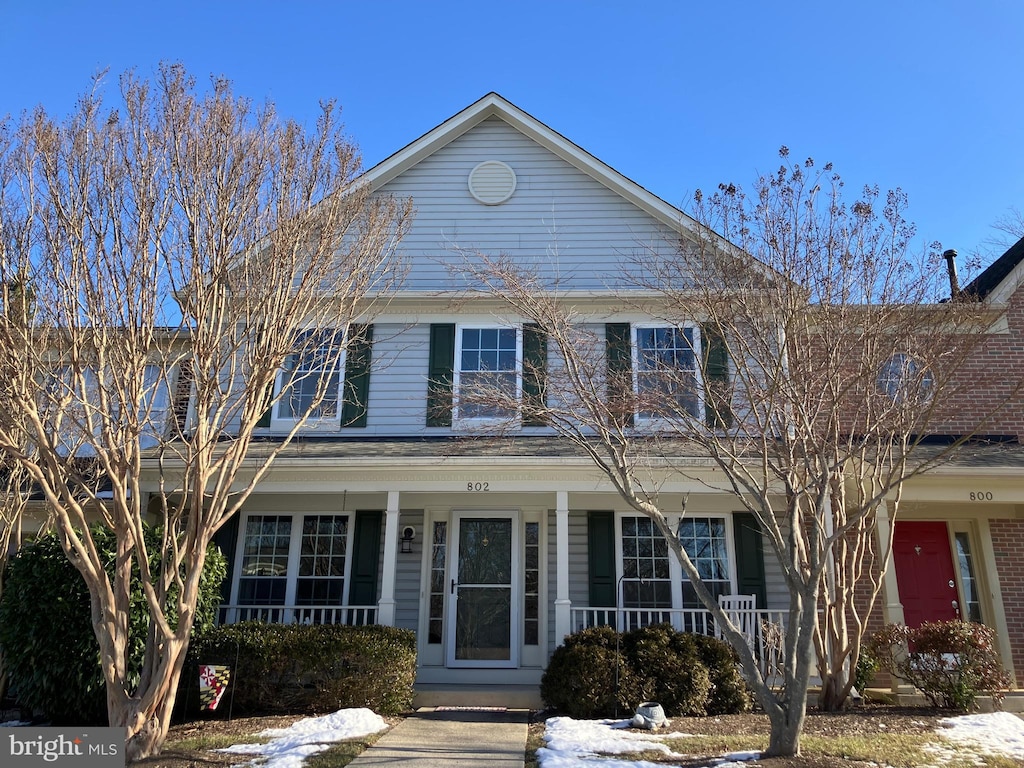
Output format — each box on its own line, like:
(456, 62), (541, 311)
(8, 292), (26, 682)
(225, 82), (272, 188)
(554, 491), (572, 644)
(875, 498), (908, 693)
(377, 490), (400, 626)
(876, 498), (905, 627)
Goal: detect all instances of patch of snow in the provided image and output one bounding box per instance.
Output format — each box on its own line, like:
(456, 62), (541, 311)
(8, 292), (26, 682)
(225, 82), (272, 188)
(937, 711), (1024, 760)
(218, 707), (387, 768)
(539, 716), (759, 768)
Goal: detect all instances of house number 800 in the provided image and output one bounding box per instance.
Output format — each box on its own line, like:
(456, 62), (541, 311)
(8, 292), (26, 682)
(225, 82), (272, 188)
(467, 482), (490, 492)
(969, 491), (994, 501)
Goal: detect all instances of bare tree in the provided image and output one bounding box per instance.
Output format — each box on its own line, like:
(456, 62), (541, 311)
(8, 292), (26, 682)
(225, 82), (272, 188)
(458, 151), (1006, 756)
(0, 65), (409, 759)
(0, 128), (38, 702)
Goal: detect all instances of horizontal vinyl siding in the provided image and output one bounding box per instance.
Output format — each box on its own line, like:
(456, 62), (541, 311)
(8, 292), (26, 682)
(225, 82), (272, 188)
(761, 534), (788, 611)
(547, 508), (590, 653)
(376, 116), (679, 292)
(363, 323), (430, 435)
(395, 509), (425, 633)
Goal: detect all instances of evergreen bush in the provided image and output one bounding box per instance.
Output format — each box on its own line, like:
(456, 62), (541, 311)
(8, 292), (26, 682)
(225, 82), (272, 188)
(188, 622), (416, 716)
(690, 633), (751, 714)
(0, 525), (225, 724)
(541, 623), (749, 718)
(539, 642), (642, 718)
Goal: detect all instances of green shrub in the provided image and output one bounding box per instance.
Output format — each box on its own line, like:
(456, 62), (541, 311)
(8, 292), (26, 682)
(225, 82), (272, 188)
(0, 524), (226, 724)
(868, 621), (1011, 711)
(541, 623), (749, 718)
(540, 643), (642, 718)
(690, 633), (751, 714)
(853, 645), (880, 693)
(188, 622), (416, 716)
(622, 624), (711, 716)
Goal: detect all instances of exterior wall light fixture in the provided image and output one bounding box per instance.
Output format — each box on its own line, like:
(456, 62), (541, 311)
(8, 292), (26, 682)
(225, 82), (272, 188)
(401, 526), (415, 553)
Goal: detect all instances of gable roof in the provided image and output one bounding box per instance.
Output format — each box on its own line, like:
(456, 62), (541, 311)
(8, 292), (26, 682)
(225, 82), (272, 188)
(360, 92), (707, 242)
(964, 234), (1024, 302)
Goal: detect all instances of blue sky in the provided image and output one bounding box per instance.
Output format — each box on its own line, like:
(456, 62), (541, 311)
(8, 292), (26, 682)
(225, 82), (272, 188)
(2, 1), (1022, 273)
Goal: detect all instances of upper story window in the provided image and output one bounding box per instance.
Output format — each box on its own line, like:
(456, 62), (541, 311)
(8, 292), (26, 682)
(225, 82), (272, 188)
(139, 364), (171, 448)
(633, 325), (700, 420)
(453, 325), (522, 424)
(877, 353), (933, 404)
(272, 329), (346, 427)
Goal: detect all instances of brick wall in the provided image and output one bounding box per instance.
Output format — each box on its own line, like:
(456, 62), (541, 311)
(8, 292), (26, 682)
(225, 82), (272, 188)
(989, 518), (1024, 683)
(936, 288), (1024, 441)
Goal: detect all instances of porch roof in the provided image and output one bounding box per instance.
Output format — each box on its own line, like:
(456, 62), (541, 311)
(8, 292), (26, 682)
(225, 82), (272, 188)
(157, 434), (1024, 469)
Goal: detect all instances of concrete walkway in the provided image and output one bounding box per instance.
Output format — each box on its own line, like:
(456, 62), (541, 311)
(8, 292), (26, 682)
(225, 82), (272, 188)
(348, 708), (529, 767)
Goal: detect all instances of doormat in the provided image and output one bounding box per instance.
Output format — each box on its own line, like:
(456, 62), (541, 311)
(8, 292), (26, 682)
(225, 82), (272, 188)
(434, 706), (508, 712)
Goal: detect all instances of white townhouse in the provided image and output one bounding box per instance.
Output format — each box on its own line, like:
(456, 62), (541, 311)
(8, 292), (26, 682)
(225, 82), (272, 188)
(147, 94), (1024, 705)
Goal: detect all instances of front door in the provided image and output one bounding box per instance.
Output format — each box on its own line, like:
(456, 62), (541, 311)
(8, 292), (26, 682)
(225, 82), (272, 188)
(893, 521), (959, 627)
(446, 512), (519, 668)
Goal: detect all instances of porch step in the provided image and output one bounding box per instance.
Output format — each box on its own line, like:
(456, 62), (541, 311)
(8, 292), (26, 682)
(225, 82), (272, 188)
(864, 688), (1024, 713)
(413, 683), (543, 710)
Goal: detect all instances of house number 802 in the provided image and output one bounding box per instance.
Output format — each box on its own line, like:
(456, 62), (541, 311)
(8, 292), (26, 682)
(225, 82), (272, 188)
(467, 482), (490, 492)
(969, 491), (994, 501)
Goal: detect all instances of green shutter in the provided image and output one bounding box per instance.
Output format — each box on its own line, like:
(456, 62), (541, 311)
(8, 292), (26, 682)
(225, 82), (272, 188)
(588, 510), (616, 607)
(701, 324), (733, 428)
(733, 512), (767, 609)
(605, 323), (634, 427)
(427, 324), (455, 427)
(341, 324), (373, 427)
(522, 323), (548, 426)
(255, 383), (274, 428)
(211, 514), (239, 605)
(349, 511), (382, 608)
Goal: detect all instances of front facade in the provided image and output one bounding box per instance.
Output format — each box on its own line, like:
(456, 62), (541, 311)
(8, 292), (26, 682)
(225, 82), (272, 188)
(149, 95), (1024, 698)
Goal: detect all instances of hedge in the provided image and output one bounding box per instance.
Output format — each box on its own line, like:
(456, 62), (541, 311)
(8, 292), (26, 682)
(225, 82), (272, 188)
(187, 622), (417, 716)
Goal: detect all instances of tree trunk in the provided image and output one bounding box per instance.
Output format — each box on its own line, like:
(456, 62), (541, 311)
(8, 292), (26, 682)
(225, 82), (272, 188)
(764, 708), (804, 757)
(116, 674), (182, 762)
(818, 670), (851, 711)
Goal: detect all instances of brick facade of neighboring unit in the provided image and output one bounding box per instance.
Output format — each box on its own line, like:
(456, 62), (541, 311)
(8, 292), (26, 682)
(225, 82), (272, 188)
(944, 265), (1024, 442)
(989, 518), (1024, 681)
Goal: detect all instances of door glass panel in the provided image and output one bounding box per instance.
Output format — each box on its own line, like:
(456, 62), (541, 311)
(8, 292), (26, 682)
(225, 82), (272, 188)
(954, 532), (983, 623)
(524, 521), (540, 645)
(458, 519), (511, 584)
(428, 521), (447, 644)
(455, 518), (512, 662)
(455, 587), (512, 660)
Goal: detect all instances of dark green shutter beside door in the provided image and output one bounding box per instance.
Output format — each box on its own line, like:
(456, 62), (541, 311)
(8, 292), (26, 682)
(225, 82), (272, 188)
(427, 324), (455, 426)
(587, 510), (616, 607)
(341, 324), (373, 427)
(350, 511), (382, 607)
(733, 512), (767, 609)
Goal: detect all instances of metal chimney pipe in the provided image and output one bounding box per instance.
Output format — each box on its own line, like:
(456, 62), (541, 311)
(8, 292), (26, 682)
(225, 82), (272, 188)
(943, 249), (960, 298)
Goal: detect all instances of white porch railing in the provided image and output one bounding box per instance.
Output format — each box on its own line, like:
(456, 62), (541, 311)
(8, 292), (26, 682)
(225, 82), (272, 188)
(218, 604), (378, 626)
(569, 606), (788, 678)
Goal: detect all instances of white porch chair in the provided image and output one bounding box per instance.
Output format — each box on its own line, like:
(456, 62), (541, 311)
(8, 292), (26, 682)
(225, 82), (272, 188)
(717, 593), (757, 650)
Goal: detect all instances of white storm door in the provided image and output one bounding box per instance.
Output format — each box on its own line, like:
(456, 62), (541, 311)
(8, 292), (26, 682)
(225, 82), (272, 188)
(446, 512), (520, 668)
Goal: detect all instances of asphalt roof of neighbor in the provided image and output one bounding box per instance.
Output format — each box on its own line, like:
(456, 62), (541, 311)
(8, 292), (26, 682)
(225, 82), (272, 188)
(964, 234), (1024, 299)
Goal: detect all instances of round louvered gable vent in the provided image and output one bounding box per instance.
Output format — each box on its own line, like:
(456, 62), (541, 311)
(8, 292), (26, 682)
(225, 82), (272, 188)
(468, 160), (516, 205)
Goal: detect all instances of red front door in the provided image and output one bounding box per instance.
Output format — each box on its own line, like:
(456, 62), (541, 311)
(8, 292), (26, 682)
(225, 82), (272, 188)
(893, 521), (959, 628)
